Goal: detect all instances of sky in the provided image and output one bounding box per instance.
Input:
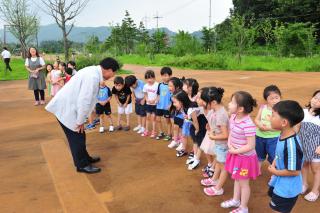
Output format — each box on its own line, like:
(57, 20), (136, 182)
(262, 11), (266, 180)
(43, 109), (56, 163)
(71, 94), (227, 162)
(1, 0), (233, 32)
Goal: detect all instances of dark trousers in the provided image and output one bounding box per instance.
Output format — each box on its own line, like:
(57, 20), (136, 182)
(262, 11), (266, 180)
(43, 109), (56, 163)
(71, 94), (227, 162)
(4, 58), (12, 71)
(58, 120), (91, 168)
(33, 89), (45, 101)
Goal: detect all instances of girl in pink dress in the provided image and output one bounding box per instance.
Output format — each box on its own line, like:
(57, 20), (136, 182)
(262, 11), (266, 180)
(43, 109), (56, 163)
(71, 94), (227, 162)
(221, 91), (260, 213)
(50, 61), (63, 97)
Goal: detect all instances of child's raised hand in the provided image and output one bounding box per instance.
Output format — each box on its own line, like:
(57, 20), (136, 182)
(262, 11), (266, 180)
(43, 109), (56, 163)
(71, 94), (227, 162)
(316, 146), (320, 155)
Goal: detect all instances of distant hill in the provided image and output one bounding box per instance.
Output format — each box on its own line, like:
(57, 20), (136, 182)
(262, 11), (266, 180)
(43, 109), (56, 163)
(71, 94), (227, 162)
(0, 24), (202, 43)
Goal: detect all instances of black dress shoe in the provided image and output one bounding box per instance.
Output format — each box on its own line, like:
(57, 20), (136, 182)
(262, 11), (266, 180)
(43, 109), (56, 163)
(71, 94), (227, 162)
(77, 165), (101, 174)
(89, 156), (101, 164)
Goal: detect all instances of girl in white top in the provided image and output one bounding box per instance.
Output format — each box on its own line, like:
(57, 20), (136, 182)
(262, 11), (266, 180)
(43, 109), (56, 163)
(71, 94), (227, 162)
(142, 70), (159, 138)
(299, 90), (320, 202)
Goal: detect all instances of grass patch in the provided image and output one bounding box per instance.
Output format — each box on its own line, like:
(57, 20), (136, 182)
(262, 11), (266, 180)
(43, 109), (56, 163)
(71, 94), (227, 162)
(118, 54), (320, 72)
(0, 57), (132, 81)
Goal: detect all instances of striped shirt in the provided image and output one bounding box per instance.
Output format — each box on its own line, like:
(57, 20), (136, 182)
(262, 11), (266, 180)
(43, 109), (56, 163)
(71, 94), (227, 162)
(229, 114), (256, 156)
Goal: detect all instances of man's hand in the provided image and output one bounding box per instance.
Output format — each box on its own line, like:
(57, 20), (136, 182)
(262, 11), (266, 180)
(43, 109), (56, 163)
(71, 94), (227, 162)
(76, 124), (85, 133)
(268, 164), (277, 175)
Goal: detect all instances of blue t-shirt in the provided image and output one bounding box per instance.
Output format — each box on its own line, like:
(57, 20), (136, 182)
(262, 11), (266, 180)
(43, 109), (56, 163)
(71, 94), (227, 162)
(133, 79), (145, 101)
(156, 82), (172, 110)
(269, 134), (303, 198)
(97, 86), (112, 102)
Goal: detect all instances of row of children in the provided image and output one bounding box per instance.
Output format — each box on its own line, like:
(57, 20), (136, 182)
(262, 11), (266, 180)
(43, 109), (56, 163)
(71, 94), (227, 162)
(45, 61), (77, 97)
(86, 66), (320, 213)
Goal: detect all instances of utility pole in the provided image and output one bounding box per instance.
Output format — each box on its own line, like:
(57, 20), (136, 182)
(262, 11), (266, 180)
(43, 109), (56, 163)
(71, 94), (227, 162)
(154, 11), (163, 29)
(209, 0), (212, 29)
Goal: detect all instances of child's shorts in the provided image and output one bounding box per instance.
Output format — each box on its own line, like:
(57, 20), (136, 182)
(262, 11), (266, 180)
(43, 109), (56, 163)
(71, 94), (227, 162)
(135, 102), (146, 117)
(182, 120), (192, 136)
(268, 187), (298, 213)
(96, 103), (111, 115)
(156, 109), (171, 118)
(118, 103), (133, 115)
(215, 144), (228, 163)
(145, 104), (157, 114)
(255, 136), (278, 164)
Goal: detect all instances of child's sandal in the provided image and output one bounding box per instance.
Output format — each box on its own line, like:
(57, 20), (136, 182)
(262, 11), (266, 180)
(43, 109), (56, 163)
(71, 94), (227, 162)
(141, 131), (149, 137)
(150, 131), (156, 138)
(230, 207), (248, 213)
(221, 199), (241, 209)
(200, 178), (217, 186)
(204, 186), (224, 196)
(304, 191), (319, 202)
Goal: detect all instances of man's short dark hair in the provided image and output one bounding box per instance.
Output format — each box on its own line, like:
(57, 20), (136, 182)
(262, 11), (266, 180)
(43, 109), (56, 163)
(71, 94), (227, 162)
(273, 100), (304, 127)
(114, 76), (124, 85)
(160, 67), (172, 76)
(125, 75), (137, 87)
(100, 57), (120, 72)
(3, 47), (8, 50)
(145, 70), (155, 79)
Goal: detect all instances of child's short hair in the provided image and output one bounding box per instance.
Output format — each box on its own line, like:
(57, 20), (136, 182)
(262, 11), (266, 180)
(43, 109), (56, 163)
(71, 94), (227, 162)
(306, 90), (320, 117)
(184, 78), (199, 98)
(160, 67), (173, 76)
(145, 70), (155, 79)
(201, 86), (225, 105)
(263, 85), (281, 100)
(232, 91), (257, 114)
(173, 90), (191, 112)
(66, 67), (73, 75)
(114, 76), (124, 85)
(125, 75), (137, 87)
(59, 62), (67, 69)
(273, 100), (304, 127)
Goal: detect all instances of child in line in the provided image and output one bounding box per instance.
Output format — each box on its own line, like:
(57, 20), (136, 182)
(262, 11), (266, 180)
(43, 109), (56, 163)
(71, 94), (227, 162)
(180, 78), (200, 158)
(299, 90), (320, 202)
(254, 85), (281, 171)
(59, 62), (71, 84)
(67, 61), (77, 76)
(50, 61), (63, 97)
(96, 80), (114, 133)
(201, 87), (229, 196)
(171, 90), (191, 157)
(221, 91), (260, 213)
(155, 67), (173, 140)
(268, 100), (304, 213)
(167, 77), (183, 148)
(125, 75), (146, 134)
(199, 87), (216, 178)
(142, 70), (159, 138)
(45, 64), (53, 98)
(112, 76), (132, 131)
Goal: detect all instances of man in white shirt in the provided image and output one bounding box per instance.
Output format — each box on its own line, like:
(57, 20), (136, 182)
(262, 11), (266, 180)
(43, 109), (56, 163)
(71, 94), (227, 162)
(1, 47), (12, 72)
(46, 57), (120, 173)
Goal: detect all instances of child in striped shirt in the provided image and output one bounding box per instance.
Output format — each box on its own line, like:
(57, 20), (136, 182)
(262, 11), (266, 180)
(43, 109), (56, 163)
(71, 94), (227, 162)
(221, 91), (260, 213)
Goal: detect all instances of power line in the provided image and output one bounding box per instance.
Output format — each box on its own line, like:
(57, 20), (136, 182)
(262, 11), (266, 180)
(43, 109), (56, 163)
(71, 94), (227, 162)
(161, 0), (200, 17)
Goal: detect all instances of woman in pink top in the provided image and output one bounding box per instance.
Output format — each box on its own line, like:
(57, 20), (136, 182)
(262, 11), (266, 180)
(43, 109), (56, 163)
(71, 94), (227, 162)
(50, 61), (63, 97)
(221, 91), (260, 213)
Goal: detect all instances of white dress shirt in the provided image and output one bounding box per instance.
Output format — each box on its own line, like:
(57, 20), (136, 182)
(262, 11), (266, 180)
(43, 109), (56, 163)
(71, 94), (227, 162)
(46, 65), (103, 131)
(1, 50), (11, 59)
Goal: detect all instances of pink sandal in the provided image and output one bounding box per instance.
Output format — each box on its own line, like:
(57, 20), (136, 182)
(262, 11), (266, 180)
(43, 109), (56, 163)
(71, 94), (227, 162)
(221, 199), (241, 208)
(230, 207), (249, 213)
(201, 178), (218, 186)
(150, 131), (156, 138)
(141, 130), (149, 137)
(204, 186), (224, 196)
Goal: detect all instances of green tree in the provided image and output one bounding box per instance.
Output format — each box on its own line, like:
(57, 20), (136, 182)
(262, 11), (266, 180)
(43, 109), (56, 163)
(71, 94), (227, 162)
(85, 35), (100, 54)
(201, 27), (216, 53)
(136, 21), (150, 56)
(121, 10), (138, 54)
(151, 30), (168, 54)
(229, 15), (256, 63)
(172, 30), (202, 56)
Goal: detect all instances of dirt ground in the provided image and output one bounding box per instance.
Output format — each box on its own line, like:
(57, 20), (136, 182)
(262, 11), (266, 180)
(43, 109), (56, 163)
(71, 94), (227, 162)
(0, 64), (320, 213)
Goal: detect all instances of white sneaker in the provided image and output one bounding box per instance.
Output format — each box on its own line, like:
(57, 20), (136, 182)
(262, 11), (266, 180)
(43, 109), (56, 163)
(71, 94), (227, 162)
(168, 140), (179, 148)
(137, 127), (145, 134)
(176, 142), (184, 151)
(186, 157), (195, 165)
(188, 159), (200, 170)
(133, 125), (141, 131)
(109, 126), (114, 132)
(99, 127), (105, 133)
